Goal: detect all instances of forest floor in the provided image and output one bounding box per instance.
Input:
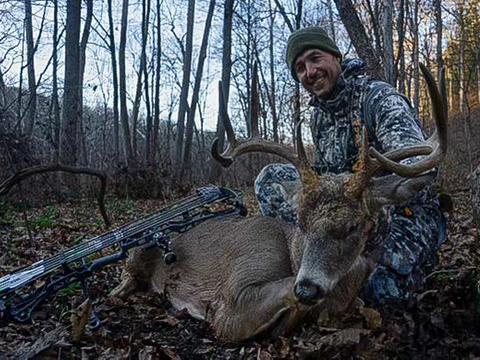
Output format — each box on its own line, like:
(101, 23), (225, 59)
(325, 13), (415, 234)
(0, 188), (479, 359)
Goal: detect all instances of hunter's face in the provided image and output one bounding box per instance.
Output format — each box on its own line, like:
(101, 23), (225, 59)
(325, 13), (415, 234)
(295, 49), (342, 100)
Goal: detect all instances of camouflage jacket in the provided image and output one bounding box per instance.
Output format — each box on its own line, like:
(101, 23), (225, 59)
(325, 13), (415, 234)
(310, 58), (425, 175)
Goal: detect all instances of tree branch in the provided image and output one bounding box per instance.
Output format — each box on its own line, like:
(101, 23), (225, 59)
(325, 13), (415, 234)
(0, 165), (111, 227)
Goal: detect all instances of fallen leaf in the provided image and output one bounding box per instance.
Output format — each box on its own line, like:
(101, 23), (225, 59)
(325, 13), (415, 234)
(138, 345), (157, 360)
(70, 299), (92, 342)
(257, 348), (273, 360)
(359, 307), (382, 329)
(160, 347), (182, 360)
(279, 336), (291, 358)
(155, 314), (181, 326)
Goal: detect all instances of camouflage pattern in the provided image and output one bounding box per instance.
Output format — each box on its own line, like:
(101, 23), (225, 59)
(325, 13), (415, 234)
(255, 59), (447, 304)
(254, 164), (301, 225)
(471, 164), (480, 239)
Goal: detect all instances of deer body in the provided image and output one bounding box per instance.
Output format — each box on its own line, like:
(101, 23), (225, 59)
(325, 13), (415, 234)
(113, 174), (384, 341)
(115, 216), (300, 340)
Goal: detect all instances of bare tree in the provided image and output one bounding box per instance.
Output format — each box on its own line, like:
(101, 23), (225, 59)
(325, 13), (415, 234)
(181, 0), (216, 177)
(396, 0), (406, 93)
(383, 0), (394, 85)
(119, 0), (134, 166)
(334, 0), (384, 79)
(150, 0), (163, 166)
(131, 0), (151, 162)
(77, 0), (93, 166)
(209, 0), (234, 182)
(52, 0), (61, 163)
(434, 0), (448, 118)
(274, 0), (303, 149)
(174, 0), (195, 168)
(107, 0), (120, 163)
(409, 0), (420, 114)
(457, 1), (467, 115)
(327, 0), (336, 42)
(60, 0), (82, 166)
(24, 0), (36, 138)
(268, 0), (278, 143)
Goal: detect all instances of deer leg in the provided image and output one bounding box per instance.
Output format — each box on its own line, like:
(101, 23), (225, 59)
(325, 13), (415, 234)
(211, 276), (309, 342)
(111, 246), (163, 299)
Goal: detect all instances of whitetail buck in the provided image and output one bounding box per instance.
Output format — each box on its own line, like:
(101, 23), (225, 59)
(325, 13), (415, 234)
(112, 64), (447, 342)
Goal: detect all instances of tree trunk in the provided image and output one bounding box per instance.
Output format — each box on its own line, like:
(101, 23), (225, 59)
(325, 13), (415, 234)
(411, 0), (420, 115)
(107, 0), (120, 165)
(458, 2), (466, 115)
(131, 0), (151, 163)
(78, 0), (93, 166)
(119, 0), (134, 166)
(396, 0), (406, 93)
(144, 49), (152, 166)
(0, 66), (5, 111)
(174, 0), (195, 168)
(383, 0), (394, 85)
(144, 0), (153, 165)
(328, 0), (336, 42)
(275, 0), (303, 146)
(434, 0), (448, 119)
(52, 0), (61, 163)
(151, 0), (162, 166)
(208, 0), (234, 182)
(60, 0), (82, 166)
(24, 0), (37, 138)
(269, 0), (278, 143)
(245, 0), (252, 137)
(365, 0), (383, 56)
(181, 0), (216, 177)
(333, 0), (384, 79)
(477, 51), (480, 105)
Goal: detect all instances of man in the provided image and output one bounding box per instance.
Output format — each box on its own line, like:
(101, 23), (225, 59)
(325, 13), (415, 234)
(255, 27), (447, 304)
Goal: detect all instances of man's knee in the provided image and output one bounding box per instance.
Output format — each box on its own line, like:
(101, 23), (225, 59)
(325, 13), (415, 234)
(255, 164), (299, 192)
(254, 164), (300, 224)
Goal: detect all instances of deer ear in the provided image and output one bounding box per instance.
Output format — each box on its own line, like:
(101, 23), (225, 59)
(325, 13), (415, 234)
(366, 171), (437, 210)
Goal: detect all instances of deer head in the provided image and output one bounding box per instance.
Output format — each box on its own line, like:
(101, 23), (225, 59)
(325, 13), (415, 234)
(211, 63), (447, 305)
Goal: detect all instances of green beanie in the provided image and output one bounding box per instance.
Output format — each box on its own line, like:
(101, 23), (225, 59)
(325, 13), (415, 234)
(286, 27), (342, 82)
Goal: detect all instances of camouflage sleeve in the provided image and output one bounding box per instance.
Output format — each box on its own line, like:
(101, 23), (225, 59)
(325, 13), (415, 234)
(372, 88), (426, 158)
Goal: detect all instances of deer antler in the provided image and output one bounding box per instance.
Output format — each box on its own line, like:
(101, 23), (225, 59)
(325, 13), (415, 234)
(211, 62), (309, 169)
(367, 63), (447, 178)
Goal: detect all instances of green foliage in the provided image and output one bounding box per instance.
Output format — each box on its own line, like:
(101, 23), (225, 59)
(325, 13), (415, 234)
(29, 206), (58, 229)
(57, 281), (82, 296)
(0, 234), (18, 261)
(0, 200), (31, 222)
(106, 198), (136, 214)
(436, 272), (454, 284)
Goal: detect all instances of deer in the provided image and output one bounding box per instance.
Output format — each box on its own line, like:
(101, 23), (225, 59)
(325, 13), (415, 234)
(112, 63), (447, 342)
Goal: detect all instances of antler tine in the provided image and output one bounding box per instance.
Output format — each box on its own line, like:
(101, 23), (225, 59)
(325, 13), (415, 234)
(211, 65), (309, 169)
(369, 63), (447, 177)
(295, 119), (309, 168)
(211, 81), (238, 167)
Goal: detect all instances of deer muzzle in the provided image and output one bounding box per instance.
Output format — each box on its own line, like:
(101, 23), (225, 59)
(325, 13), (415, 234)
(294, 279), (326, 305)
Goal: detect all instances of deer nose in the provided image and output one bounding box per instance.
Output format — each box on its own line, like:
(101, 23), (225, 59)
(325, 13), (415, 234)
(294, 280), (325, 305)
